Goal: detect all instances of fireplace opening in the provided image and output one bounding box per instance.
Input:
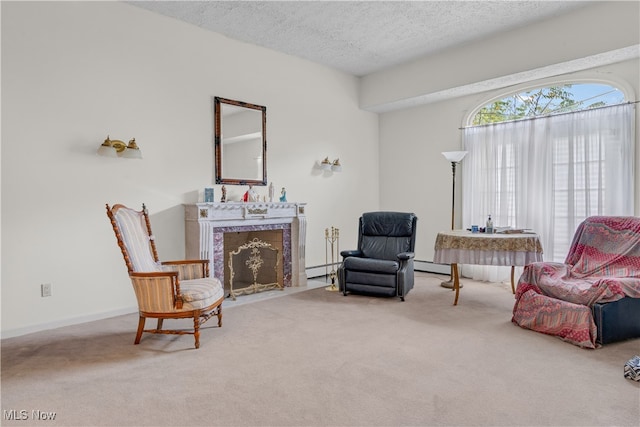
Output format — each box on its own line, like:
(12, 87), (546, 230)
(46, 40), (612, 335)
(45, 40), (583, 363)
(223, 230), (284, 298)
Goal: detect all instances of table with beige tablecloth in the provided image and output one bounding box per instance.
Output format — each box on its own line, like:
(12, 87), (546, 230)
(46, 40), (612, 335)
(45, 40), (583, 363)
(434, 230), (543, 305)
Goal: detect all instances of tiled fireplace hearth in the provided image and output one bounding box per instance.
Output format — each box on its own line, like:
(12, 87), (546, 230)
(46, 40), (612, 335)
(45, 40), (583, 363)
(185, 202), (307, 291)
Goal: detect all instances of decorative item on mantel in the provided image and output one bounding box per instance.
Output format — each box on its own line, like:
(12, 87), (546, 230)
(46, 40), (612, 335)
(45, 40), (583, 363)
(325, 226), (340, 291)
(204, 187), (214, 203)
(269, 182), (275, 202)
(243, 185), (259, 202)
(220, 185), (227, 203)
(279, 187), (287, 202)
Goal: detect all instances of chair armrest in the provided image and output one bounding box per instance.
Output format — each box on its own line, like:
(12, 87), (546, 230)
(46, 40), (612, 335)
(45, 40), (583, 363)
(340, 249), (363, 259)
(162, 259), (209, 266)
(130, 271), (178, 278)
(129, 271), (184, 310)
(161, 259), (210, 280)
(397, 252), (415, 261)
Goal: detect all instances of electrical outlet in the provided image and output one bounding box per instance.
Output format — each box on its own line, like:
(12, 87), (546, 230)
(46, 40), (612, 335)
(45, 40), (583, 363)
(41, 283), (52, 297)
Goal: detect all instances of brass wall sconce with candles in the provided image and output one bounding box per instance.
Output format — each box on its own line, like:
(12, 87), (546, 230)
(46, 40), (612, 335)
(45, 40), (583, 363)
(97, 136), (143, 159)
(320, 157), (342, 172)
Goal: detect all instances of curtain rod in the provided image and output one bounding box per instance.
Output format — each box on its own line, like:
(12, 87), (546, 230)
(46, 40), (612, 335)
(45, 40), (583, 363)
(459, 100), (639, 130)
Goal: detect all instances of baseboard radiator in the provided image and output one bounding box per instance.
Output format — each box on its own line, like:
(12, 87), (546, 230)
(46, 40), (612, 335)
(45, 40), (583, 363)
(307, 260), (448, 279)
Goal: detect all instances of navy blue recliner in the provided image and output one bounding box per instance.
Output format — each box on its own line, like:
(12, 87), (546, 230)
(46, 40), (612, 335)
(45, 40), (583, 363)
(338, 212), (417, 301)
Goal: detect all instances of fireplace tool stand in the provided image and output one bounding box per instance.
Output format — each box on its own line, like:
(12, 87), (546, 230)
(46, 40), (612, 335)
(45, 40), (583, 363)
(325, 226), (340, 291)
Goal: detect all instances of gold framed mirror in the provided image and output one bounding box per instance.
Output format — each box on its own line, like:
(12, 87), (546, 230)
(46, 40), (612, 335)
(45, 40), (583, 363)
(214, 97), (267, 186)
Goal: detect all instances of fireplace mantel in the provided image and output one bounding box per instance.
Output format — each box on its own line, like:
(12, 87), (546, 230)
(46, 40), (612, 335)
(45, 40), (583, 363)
(184, 202), (307, 288)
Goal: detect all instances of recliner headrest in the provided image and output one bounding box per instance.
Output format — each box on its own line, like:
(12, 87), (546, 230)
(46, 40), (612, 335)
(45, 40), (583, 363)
(361, 212), (416, 237)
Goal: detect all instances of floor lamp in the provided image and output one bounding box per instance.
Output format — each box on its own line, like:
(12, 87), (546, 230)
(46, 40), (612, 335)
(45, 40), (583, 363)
(441, 151), (468, 289)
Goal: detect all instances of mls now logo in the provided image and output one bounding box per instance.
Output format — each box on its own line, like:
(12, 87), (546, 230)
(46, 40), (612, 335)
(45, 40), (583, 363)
(3, 410), (28, 420)
(3, 409), (57, 421)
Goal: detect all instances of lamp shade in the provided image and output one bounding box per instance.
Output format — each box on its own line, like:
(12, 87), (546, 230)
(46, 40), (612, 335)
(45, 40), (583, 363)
(121, 147), (142, 159)
(121, 138), (143, 159)
(320, 157), (332, 170)
(442, 151), (468, 163)
(97, 142), (117, 158)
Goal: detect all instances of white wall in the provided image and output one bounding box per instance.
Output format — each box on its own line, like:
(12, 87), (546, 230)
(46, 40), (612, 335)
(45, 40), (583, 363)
(1, 1), (379, 336)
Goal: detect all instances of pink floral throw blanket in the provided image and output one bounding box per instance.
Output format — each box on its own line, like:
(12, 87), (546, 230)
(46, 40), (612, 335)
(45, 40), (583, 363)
(512, 216), (640, 348)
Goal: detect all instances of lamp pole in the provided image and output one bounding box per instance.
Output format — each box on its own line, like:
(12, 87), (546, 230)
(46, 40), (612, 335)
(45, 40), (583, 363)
(449, 161), (457, 231)
(440, 151), (467, 289)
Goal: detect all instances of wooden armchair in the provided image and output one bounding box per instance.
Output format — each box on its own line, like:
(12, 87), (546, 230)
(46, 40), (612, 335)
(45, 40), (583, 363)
(106, 203), (224, 349)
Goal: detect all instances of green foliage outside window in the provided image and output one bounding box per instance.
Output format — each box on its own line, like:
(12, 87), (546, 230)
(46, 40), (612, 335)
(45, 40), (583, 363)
(472, 84), (619, 126)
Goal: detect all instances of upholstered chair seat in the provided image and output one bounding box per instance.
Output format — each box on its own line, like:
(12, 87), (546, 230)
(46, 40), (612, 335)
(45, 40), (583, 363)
(131, 275), (224, 312)
(345, 257), (401, 274)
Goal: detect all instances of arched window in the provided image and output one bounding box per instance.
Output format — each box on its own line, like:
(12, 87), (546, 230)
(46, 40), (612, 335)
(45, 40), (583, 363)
(472, 83), (626, 125)
(461, 82), (634, 282)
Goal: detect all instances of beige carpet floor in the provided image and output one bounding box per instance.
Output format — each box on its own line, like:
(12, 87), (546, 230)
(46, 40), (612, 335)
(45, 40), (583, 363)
(1, 272), (639, 427)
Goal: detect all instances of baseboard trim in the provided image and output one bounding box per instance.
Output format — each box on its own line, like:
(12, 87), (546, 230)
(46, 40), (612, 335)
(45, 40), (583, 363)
(415, 260), (450, 275)
(306, 265), (332, 279)
(1, 306), (138, 340)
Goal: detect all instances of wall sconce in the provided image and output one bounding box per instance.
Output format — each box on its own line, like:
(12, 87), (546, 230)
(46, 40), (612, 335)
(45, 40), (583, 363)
(97, 136), (142, 159)
(320, 157), (342, 172)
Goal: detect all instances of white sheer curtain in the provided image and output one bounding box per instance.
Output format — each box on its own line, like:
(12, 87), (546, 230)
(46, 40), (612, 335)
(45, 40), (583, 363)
(461, 103), (635, 282)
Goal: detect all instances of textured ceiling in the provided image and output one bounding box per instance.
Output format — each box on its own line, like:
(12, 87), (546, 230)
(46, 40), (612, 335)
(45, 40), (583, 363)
(128, 1), (592, 76)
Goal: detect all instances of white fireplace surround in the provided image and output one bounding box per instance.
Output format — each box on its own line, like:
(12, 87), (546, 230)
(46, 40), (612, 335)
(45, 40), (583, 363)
(185, 202), (307, 288)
